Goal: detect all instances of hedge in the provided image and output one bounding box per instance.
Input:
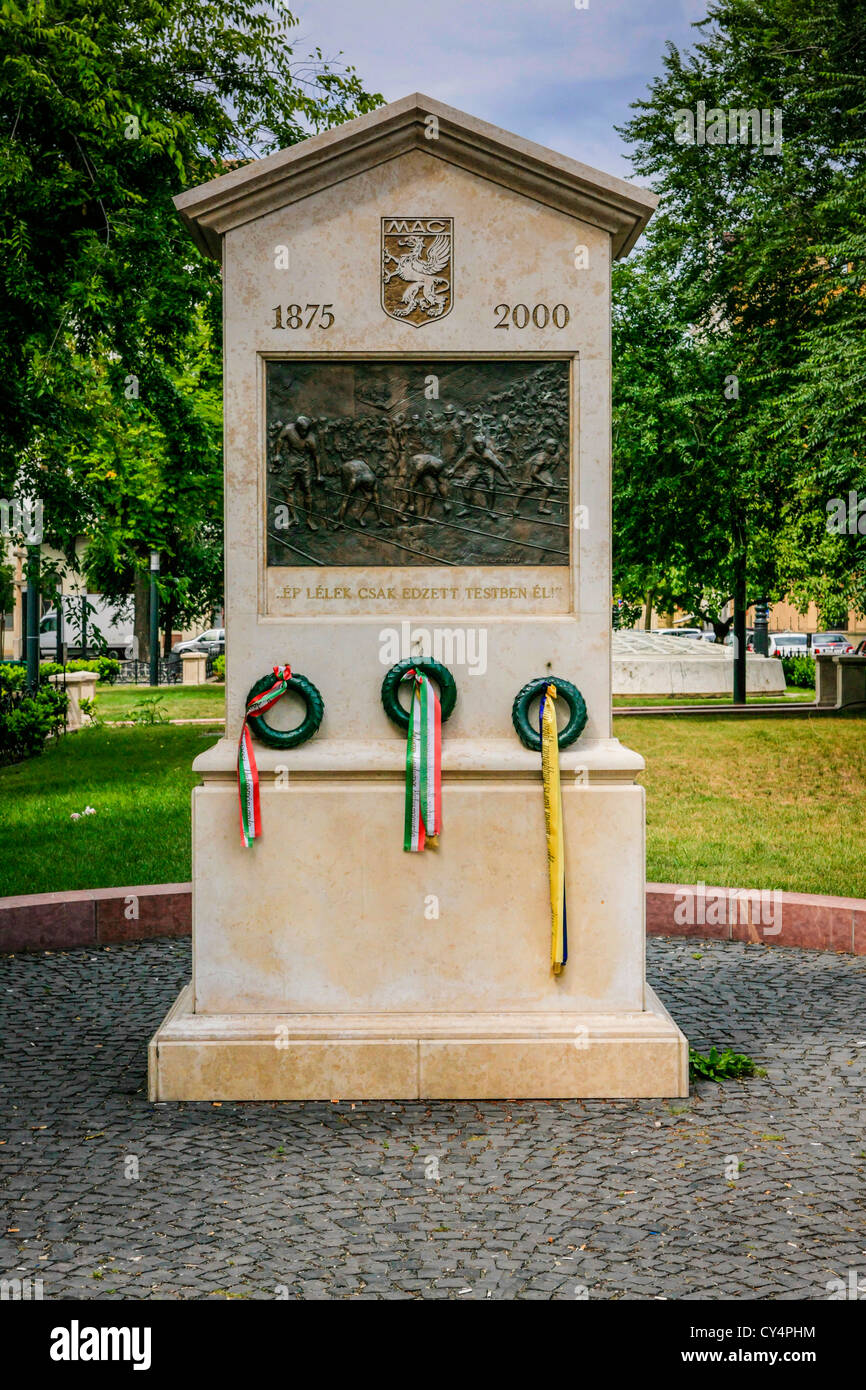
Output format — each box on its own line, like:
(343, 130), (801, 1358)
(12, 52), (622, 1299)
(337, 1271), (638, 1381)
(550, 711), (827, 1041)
(0, 656), (121, 688)
(781, 654), (816, 689)
(0, 678), (68, 766)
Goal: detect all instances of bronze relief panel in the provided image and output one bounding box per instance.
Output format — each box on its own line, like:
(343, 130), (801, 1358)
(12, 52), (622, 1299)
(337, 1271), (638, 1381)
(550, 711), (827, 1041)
(265, 359), (570, 567)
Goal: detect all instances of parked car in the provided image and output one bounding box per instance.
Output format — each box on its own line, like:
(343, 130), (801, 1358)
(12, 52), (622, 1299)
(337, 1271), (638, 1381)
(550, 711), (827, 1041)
(768, 632), (811, 658)
(853, 638), (866, 656)
(171, 627), (225, 657)
(654, 627), (706, 640)
(812, 632), (854, 656)
(39, 594), (135, 659)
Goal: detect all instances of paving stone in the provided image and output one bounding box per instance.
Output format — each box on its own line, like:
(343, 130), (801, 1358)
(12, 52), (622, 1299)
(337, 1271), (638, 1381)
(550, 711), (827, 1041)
(1, 936), (864, 1299)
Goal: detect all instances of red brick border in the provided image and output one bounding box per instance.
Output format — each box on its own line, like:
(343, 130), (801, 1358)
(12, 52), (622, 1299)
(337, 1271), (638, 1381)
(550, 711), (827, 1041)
(1, 881), (863, 955)
(646, 883), (866, 955)
(0, 883), (192, 952)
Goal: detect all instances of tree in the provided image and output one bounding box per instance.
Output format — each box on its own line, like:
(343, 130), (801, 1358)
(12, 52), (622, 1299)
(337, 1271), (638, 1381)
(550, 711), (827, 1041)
(614, 0), (866, 631)
(612, 250), (784, 641)
(0, 1), (382, 652)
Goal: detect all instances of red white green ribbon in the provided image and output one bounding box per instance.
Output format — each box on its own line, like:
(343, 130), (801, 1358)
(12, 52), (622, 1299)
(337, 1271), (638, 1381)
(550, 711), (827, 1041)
(237, 664), (292, 848)
(403, 669), (442, 852)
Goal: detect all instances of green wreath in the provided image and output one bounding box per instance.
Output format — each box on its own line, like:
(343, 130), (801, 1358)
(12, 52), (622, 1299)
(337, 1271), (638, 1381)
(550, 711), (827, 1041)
(381, 658), (457, 731)
(511, 676), (587, 752)
(245, 671), (324, 749)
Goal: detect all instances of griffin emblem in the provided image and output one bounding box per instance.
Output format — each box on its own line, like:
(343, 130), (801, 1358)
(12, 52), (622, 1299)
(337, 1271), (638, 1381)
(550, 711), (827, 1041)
(381, 216), (453, 327)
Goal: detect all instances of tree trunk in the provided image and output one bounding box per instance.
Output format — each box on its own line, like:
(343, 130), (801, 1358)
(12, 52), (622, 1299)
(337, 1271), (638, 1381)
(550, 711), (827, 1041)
(644, 590), (654, 629)
(133, 566), (150, 663)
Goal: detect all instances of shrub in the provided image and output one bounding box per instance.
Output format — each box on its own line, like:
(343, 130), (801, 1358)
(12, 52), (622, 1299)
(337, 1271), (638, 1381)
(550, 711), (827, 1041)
(781, 654), (816, 689)
(212, 654), (225, 682)
(0, 683), (68, 765)
(38, 657), (121, 684)
(0, 662), (25, 691)
(74, 656), (117, 684)
(90, 656), (121, 685)
(689, 1046), (756, 1082)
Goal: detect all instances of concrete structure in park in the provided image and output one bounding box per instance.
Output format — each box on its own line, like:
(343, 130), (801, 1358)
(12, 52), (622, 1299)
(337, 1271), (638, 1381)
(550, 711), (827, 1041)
(149, 94), (688, 1101)
(613, 631), (786, 697)
(47, 670), (98, 731)
(180, 651), (209, 685)
(816, 654), (866, 710)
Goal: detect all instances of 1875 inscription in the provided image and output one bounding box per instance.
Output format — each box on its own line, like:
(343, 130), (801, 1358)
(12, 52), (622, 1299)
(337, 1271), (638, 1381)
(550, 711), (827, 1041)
(266, 360), (569, 567)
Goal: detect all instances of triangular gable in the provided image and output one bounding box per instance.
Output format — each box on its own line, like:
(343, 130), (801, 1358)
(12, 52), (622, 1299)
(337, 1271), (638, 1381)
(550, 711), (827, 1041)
(174, 93), (655, 261)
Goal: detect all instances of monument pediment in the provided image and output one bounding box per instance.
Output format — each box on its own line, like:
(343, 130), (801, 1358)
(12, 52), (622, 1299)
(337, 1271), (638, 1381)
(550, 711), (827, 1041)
(174, 92), (656, 261)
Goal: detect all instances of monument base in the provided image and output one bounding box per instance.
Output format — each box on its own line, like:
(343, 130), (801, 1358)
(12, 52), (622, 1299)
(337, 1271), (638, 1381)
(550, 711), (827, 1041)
(148, 985), (688, 1100)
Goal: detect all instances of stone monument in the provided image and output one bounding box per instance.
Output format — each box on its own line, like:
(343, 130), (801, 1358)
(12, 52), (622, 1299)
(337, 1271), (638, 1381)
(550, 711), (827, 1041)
(148, 94), (688, 1100)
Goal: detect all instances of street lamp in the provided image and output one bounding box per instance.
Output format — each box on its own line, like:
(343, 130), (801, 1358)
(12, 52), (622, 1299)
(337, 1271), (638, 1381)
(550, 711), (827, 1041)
(25, 543), (40, 693)
(753, 598), (770, 658)
(149, 551), (160, 687)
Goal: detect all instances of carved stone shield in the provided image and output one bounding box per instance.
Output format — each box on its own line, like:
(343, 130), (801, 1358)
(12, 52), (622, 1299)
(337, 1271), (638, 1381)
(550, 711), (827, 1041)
(381, 217), (453, 327)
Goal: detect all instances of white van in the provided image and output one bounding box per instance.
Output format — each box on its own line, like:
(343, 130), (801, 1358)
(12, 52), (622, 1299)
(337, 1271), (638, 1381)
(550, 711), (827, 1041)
(39, 594), (135, 659)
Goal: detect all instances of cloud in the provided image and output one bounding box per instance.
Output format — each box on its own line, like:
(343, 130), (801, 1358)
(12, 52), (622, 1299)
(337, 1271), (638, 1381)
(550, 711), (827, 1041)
(293, 0), (710, 176)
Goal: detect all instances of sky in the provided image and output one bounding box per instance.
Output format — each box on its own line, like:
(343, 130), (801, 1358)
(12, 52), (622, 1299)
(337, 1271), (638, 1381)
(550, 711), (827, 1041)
(293, 0), (711, 183)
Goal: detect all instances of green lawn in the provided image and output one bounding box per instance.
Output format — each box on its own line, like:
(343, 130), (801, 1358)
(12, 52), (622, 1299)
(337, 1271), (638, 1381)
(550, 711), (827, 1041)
(1, 712), (864, 900)
(613, 689), (814, 707)
(620, 711), (866, 897)
(0, 724), (222, 897)
(95, 683), (225, 722)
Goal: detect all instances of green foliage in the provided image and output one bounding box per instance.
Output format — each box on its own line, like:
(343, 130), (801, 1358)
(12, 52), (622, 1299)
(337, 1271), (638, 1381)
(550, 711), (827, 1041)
(689, 1046), (756, 1082)
(612, 595), (644, 629)
(0, 662), (25, 691)
(91, 656), (120, 685)
(3, 656), (121, 684)
(781, 654), (816, 689)
(78, 695), (100, 725)
(212, 653), (225, 682)
(0, 560), (13, 613)
(130, 694), (168, 725)
(614, 0), (866, 624)
(40, 656), (121, 684)
(0, 1), (382, 622)
(0, 681), (68, 765)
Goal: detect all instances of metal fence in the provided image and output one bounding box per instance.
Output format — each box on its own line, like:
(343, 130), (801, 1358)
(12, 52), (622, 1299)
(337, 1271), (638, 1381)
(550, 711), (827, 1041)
(115, 658), (181, 686)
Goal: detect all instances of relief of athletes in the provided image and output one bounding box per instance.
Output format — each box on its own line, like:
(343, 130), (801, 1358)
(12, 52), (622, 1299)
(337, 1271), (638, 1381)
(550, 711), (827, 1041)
(266, 362), (570, 567)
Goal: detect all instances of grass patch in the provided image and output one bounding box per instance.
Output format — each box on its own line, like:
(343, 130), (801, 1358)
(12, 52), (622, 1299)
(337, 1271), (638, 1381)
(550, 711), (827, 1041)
(1, 711), (864, 900)
(0, 723), (222, 896)
(94, 684), (225, 722)
(613, 690), (813, 706)
(619, 710), (866, 897)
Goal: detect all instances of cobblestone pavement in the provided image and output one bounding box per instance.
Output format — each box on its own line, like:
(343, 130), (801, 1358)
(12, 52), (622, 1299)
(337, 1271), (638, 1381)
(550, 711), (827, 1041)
(1, 937), (864, 1300)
